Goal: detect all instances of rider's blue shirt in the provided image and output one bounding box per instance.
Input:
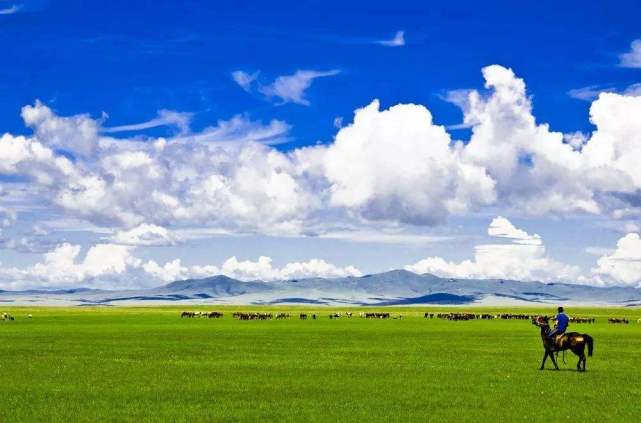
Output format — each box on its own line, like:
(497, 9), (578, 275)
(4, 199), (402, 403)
(555, 313), (569, 332)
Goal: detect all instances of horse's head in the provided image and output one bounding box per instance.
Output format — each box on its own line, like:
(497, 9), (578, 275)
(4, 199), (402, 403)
(531, 315), (549, 327)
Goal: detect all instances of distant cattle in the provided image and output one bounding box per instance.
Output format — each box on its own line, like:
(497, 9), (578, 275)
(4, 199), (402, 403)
(181, 311), (223, 318)
(608, 318), (629, 324)
(233, 312), (273, 320)
(363, 312), (390, 319)
(496, 313), (532, 320)
(436, 312), (476, 321)
(570, 317), (595, 324)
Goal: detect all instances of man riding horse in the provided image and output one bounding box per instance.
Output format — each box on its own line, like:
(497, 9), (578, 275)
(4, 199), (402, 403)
(532, 307), (594, 372)
(548, 306), (569, 341)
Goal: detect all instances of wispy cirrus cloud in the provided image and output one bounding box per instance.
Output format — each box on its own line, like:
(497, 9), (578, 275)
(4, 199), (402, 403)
(259, 69), (340, 105)
(102, 110), (193, 134)
(568, 83), (641, 101)
(233, 69), (340, 106)
(231, 70), (259, 92)
(376, 30), (405, 47)
(619, 39), (641, 68)
(568, 85), (613, 101)
(0, 3), (22, 15)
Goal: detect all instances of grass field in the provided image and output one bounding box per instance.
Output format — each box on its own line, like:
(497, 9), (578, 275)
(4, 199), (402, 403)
(1, 306), (640, 422)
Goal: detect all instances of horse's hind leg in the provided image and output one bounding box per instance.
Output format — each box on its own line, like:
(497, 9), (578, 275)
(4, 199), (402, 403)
(574, 345), (587, 372)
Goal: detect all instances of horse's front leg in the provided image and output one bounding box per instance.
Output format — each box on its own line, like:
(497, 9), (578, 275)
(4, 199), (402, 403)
(540, 350), (548, 370)
(549, 350), (560, 370)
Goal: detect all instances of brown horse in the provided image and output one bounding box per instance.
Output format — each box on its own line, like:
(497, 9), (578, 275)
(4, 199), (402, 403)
(532, 316), (594, 372)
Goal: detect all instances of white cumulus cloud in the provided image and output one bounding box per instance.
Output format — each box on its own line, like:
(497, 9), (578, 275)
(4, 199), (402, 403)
(0, 242), (362, 289)
(4, 64), (641, 290)
(221, 255), (361, 281)
(0, 243), (142, 289)
(112, 224), (178, 246)
(591, 233), (641, 287)
(405, 217), (580, 282)
(299, 99), (496, 225)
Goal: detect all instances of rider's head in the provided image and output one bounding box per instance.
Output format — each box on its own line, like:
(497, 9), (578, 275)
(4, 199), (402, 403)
(557, 306), (564, 313)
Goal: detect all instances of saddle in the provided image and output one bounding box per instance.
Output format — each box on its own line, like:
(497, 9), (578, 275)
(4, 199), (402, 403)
(552, 334), (566, 350)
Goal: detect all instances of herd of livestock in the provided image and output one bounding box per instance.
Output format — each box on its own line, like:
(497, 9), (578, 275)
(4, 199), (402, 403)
(180, 311), (395, 320)
(425, 312), (599, 322)
(1, 312), (33, 321)
(0, 311), (638, 324)
(608, 317), (632, 324)
(177, 310), (639, 323)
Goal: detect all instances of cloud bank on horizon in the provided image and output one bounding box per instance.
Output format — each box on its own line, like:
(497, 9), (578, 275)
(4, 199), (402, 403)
(1, 62), (641, 289)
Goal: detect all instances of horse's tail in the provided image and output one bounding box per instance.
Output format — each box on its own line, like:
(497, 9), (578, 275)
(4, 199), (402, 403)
(585, 334), (594, 357)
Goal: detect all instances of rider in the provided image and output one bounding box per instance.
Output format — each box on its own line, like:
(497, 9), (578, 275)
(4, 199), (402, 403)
(548, 306), (569, 339)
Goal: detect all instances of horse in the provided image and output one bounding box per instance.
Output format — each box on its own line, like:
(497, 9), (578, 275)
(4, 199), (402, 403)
(532, 316), (593, 372)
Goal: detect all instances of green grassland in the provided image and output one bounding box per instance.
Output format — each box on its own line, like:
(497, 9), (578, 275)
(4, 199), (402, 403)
(1, 306), (640, 422)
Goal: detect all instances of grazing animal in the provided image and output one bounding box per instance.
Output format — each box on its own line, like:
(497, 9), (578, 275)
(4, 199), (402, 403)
(364, 312), (390, 319)
(570, 317), (595, 324)
(532, 316), (593, 372)
(299, 313), (307, 320)
(233, 312), (273, 320)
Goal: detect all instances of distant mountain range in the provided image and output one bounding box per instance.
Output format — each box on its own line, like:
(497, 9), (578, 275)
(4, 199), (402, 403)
(2, 270), (641, 306)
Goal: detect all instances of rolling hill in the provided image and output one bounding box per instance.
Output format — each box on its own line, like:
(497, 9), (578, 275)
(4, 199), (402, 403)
(1, 270), (640, 306)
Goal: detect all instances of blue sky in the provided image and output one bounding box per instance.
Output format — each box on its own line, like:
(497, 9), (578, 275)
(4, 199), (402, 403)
(1, 0), (641, 289)
(4, 0), (641, 140)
